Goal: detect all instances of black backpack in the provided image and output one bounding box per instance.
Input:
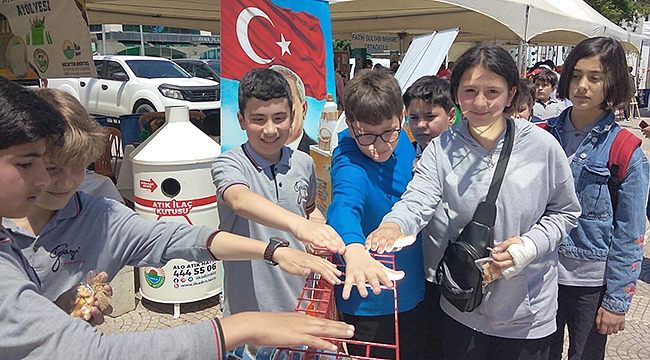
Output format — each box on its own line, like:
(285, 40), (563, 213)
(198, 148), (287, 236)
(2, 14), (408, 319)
(436, 118), (514, 312)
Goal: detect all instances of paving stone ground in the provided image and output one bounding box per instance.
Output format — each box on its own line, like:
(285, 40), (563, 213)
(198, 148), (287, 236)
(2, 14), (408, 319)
(97, 278), (222, 335)
(98, 113), (650, 359)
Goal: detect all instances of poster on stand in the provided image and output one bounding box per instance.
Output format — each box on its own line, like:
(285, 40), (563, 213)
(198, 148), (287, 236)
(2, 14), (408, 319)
(220, 0), (335, 151)
(0, 0), (95, 80)
(394, 28), (459, 93)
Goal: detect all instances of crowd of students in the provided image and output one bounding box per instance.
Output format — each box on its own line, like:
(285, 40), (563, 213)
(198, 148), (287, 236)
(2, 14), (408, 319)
(0, 35), (647, 360)
(0, 73), (353, 360)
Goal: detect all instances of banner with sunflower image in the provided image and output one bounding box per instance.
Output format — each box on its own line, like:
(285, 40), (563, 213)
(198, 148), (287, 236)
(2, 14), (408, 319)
(0, 0), (95, 80)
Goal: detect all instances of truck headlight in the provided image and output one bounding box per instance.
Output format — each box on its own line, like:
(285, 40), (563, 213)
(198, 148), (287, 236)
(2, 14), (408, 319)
(159, 87), (185, 100)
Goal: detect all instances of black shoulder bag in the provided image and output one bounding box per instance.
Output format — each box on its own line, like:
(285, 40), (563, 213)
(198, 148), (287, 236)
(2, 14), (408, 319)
(435, 118), (515, 312)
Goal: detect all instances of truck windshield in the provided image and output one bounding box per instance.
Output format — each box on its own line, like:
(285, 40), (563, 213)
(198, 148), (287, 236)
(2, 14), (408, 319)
(207, 61), (220, 76)
(126, 60), (191, 79)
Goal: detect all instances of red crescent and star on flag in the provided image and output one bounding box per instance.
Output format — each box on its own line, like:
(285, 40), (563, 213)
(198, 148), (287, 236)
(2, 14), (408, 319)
(237, 7), (293, 64)
(222, 0), (327, 100)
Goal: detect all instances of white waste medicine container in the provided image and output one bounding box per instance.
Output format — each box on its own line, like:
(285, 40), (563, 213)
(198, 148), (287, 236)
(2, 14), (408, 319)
(131, 106), (222, 304)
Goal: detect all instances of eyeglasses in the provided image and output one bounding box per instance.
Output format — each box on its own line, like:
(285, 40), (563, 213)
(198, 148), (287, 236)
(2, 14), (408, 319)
(350, 123), (401, 146)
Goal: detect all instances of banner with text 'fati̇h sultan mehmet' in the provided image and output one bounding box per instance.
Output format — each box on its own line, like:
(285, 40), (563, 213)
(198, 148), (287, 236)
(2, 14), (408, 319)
(0, 0), (95, 80)
(221, 0), (335, 151)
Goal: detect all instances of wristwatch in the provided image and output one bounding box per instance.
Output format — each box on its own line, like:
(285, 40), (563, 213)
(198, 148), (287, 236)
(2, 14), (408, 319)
(264, 237), (290, 266)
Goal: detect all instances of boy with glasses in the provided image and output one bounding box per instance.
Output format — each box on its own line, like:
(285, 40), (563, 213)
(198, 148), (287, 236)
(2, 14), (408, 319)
(327, 69), (426, 359)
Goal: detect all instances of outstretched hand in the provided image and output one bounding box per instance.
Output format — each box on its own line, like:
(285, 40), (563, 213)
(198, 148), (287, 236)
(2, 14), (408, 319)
(340, 244), (403, 300)
(274, 247), (342, 285)
(292, 220), (346, 255)
(366, 222), (407, 254)
(221, 312), (355, 352)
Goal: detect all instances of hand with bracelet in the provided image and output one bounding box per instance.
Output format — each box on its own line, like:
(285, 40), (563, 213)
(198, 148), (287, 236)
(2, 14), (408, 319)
(265, 236), (342, 285)
(208, 231), (342, 285)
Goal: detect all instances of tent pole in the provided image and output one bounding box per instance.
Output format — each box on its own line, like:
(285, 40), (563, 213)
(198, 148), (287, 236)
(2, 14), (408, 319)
(518, 40), (524, 76)
(520, 5), (530, 77)
(101, 24), (106, 55)
(140, 25), (145, 56)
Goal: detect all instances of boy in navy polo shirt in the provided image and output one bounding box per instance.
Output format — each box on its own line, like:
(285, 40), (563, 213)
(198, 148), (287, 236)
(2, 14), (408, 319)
(212, 68), (345, 316)
(327, 69), (426, 359)
(532, 68), (566, 120)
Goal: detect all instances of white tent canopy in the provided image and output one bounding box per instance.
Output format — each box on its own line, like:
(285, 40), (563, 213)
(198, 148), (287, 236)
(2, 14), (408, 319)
(529, 0), (642, 49)
(84, 0), (640, 50)
(328, 0), (641, 51)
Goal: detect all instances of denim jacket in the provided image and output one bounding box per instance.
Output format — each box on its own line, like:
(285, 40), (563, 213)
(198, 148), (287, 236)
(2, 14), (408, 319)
(546, 108), (649, 313)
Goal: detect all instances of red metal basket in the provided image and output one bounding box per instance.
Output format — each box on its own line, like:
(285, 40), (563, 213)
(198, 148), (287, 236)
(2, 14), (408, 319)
(276, 250), (400, 360)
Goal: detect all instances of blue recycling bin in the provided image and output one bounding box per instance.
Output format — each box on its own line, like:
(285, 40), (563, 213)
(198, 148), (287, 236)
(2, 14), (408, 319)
(93, 115), (109, 127)
(119, 113), (141, 150)
(201, 108), (221, 136)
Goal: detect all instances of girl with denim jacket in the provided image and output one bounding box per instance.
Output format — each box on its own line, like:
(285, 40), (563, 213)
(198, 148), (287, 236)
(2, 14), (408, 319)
(545, 37), (649, 360)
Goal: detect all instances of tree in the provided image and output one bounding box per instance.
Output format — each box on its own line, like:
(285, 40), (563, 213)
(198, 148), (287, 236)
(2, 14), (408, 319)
(333, 39), (351, 52)
(584, 0), (650, 29)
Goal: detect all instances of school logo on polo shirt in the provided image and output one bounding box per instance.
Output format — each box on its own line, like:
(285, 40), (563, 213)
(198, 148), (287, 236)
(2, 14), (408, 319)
(294, 180), (309, 205)
(50, 243), (83, 272)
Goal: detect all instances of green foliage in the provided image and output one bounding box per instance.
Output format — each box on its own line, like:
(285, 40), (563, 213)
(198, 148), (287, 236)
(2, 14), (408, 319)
(584, 0), (650, 29)
(333, 39), (351, 52)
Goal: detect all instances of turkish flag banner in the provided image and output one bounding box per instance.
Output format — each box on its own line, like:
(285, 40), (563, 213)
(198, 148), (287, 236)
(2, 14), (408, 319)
(222, 0), (327, 100)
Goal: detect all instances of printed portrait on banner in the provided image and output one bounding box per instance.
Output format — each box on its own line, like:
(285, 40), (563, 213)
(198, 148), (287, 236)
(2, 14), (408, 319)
(220, 0), (335, 151)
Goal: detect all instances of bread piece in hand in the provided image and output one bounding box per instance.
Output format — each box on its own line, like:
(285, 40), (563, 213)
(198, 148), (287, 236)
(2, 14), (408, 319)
(70, 271), (112, 320)
(481, 262), (502, 288)
(70, 284), (95, 320)
(90, 271), (111, 311)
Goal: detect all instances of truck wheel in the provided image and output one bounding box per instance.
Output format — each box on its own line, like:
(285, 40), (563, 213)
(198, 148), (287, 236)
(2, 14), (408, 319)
(134, 102), (155, 114)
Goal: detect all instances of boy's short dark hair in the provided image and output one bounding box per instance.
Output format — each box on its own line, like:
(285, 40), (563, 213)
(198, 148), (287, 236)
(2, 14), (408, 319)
(344, 69), (403, 125)
(543, 59), (556, 71)
(558, 36), (631, 111)
(0, 77), (65, 151)
(403, 75), (454, 113)
(533, 69), (558, 87)
(513, 77), (536, 109)
(238, 68), (293, 113)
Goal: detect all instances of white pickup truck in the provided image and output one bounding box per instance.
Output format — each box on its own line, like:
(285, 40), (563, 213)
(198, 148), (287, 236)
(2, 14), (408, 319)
(46, 55), (220, 117)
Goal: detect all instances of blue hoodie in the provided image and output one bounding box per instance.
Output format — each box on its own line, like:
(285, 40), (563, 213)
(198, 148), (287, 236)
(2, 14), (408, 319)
(327, 129), (425, 316)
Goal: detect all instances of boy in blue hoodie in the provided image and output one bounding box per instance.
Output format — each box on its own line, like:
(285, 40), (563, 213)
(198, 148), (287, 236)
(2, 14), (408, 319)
(327, 69), (426, 359)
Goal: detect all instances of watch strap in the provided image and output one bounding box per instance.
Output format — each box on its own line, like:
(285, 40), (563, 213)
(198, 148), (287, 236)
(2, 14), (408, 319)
(264, 237), (289, 265)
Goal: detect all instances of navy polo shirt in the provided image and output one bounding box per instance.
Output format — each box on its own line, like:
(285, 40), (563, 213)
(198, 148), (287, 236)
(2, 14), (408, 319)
(211, 142), (316, 316)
